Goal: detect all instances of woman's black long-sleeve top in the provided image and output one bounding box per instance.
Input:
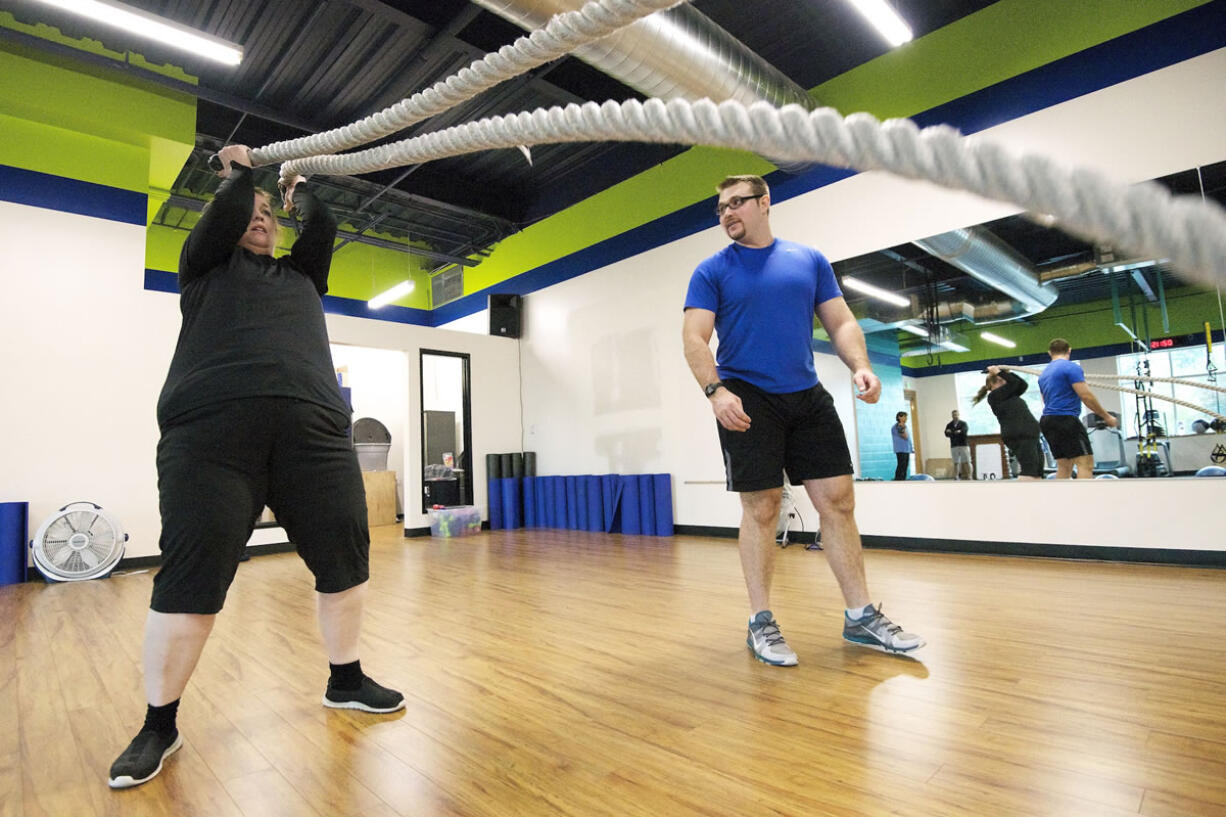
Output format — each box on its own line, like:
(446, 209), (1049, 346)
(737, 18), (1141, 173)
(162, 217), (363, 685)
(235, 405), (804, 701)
(987, 370), (1041, 439)
(156, 165), (346, 428)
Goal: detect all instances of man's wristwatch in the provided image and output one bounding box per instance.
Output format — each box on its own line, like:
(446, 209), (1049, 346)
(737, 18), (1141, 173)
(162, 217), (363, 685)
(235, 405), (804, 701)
(704, 380), (725, 398)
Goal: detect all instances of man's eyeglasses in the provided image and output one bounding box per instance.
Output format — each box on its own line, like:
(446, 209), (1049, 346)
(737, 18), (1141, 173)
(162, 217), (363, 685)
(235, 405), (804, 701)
(715, 194), (764, 218)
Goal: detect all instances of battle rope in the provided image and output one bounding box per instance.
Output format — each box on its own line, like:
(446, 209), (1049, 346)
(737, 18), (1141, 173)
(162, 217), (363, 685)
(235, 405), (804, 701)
(998, 365), (1226, 422)
(274, 97), (1226, 290)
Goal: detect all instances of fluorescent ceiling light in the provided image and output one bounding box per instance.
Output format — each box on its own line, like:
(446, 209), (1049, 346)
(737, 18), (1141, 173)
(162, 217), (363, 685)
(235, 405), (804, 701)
(841, 276), (910, 308)
(844, 0), (913, 47)
(940, 341), (969, 353)
(900, 324), (929, 338)
(369, 280), (414, 309)
(31, 0), (243, 65)
(980, 331), (1016, 348)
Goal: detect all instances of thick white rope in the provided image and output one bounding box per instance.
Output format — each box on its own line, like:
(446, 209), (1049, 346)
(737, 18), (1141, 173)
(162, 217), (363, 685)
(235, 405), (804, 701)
(279, 97), (1226, 290)
(252, 0), (686, 165)
(999, 365), (1226, 422)
(1080, 372), (1226, 394)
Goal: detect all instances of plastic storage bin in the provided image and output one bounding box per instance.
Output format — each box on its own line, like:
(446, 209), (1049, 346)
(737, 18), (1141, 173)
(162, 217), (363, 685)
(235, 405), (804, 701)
(428, 505), (482, 538)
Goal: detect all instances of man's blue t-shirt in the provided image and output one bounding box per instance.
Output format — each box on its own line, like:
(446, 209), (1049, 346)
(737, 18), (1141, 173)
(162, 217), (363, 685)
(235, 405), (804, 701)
(891, 423), (913, 453)
(684, 238), (842, 394)
(1038, 358), (1085, 416)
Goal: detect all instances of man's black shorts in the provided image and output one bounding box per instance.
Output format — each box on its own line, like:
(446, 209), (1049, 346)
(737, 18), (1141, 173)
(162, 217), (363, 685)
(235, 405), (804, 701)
(152, 397), (370, 614)
(716, 379), (853, 492)
(1039, 414), (1092, 460)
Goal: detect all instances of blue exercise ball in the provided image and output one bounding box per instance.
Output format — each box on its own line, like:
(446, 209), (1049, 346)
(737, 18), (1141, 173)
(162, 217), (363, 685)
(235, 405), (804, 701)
(1095, 473), (1119, 479)
(1195, 466), (1226, 477)
(907, 473), (935, 481)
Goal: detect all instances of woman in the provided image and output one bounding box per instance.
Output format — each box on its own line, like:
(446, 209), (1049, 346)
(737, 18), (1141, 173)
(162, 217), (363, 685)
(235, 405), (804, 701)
(973, 365), (1044, 480)
(109, 145), (402, 790)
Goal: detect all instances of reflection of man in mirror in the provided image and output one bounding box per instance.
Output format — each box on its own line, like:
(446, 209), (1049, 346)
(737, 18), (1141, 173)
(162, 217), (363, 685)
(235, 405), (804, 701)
(1038, 338), (1118, 478)
(682, 174), (925, 668)
(945, 409), (971, 480)
(892, 411), (913, 480)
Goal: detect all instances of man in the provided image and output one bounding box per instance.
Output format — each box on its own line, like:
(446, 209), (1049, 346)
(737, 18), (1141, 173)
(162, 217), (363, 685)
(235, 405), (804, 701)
(682, 174), (924, 667)
(108, 145), (403, 790)
(892, 411), (913, 481)
(1038, 338), (1118, 479)
(945, 409), (971, 480)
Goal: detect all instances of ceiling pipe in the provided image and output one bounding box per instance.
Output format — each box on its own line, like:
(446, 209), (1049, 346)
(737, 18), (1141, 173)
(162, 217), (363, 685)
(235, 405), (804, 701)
(471, 0), (812, 107)
(912, 227), (1058, 326)
(470, 1), (814, 134)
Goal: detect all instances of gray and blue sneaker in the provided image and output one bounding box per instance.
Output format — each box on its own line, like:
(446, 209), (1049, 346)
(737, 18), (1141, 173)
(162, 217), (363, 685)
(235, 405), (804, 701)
(843, 604), (925, 654)
(747, 610), (798, 666)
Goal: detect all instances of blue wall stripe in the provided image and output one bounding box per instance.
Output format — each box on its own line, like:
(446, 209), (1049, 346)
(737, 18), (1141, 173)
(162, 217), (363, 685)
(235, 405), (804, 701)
(0, 164), (146, 225)
(144, 267), (434, 325)
(322, 296), (431, 325)
(438, 3), (1226, 325)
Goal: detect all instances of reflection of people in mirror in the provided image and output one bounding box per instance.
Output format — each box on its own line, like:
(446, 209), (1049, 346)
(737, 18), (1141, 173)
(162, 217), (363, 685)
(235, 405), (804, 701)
(1038, 338), (1117, 479)
(681, 173), (924, 668)
(892, 411), (913, 481)
(975, 367), (1044, 480)
(945, 410), (971, 480)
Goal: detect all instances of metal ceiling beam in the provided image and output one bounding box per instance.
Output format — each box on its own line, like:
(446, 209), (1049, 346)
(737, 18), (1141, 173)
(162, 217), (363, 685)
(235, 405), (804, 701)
(357, 3), (586, 117)
(160, 194), (480, 267)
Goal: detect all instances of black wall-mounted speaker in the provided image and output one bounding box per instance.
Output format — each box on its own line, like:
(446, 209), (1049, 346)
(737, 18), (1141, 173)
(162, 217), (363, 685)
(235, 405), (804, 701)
(489, 293), (522, 338)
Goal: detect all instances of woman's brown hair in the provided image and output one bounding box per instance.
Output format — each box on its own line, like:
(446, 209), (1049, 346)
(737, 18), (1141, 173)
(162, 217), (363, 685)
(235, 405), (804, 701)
(971, 372), (1002, 405)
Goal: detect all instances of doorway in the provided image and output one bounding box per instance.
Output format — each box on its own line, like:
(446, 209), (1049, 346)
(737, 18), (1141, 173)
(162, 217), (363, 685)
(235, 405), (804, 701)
(905, 388), (922, 475)
(420, 350), (473, 511)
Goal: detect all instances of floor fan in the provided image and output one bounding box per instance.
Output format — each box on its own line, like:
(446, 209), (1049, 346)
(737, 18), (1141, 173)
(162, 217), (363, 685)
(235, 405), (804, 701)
(30, 501), (127, 581)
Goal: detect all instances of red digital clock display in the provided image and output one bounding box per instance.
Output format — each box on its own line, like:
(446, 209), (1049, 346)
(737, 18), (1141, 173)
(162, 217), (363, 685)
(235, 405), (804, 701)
(1151, 338), (1175, 349)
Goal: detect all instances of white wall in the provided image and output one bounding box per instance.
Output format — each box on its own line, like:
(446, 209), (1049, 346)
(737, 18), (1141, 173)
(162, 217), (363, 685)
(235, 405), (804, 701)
(331, 343), (409, 513)
(442, 47), (1226, 550)
(323, 317), (522, 530)
(0, 200), (523, 559)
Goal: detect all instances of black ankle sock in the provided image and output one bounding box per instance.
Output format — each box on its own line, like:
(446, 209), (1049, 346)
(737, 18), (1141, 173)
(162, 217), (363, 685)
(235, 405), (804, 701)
(142, 700), (180, 735)
(329, 660), (364, 691)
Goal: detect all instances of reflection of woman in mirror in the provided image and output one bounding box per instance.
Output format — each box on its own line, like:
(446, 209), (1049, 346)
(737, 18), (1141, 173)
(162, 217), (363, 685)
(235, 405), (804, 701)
(974, 366), (1043, 480)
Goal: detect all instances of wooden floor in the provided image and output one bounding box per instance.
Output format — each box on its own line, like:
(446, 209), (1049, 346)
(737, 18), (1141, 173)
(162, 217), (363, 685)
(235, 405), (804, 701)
(3, 527), (1225, 817)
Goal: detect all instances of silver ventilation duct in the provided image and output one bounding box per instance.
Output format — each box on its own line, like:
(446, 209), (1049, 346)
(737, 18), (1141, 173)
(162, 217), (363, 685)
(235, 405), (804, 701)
(471, 0), (813, 109)
(913, 227), (1058, 325)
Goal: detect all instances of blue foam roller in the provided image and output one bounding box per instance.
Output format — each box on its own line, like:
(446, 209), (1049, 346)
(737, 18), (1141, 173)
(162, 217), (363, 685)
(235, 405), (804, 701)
(652, 474), (674, 536)
(542, 476), (556, 527)
(584, 476), (602, 532)
(565, 477), (578, 530)
(575, 477), (589, 530)
(523, 478), (537, 528)
(637, 474), (656, 535)
(601, 475), (621, 532)
(488, 479), (504, 530)
(501, 478), (521, 529)
(535, 477), (548, 526)
(553, 476), (567, 529)
(0, 502), (28, 586)
(621, 475), (641, 535)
